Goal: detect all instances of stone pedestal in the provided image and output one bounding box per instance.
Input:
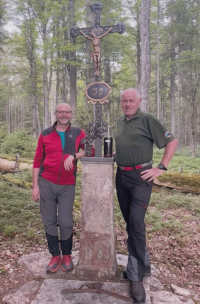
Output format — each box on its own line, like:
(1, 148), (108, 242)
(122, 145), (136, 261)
(77, 157), (117, 278)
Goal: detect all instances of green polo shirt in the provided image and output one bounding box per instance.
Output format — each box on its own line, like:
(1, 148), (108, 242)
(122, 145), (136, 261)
(115, 108), (175, 166)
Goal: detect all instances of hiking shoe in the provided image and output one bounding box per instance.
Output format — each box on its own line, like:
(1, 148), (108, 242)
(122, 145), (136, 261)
(123, 266), (151, 280)
(46, 256), (62, 273)
(61, 255), (74, 272)
(129, 281), (146, 303)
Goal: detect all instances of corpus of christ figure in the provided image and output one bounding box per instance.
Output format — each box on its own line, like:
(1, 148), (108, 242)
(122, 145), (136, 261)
(79, 27), (112, 76)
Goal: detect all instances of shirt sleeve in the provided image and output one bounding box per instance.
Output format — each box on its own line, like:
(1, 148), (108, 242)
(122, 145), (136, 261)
(33, 133), (44, 168)
(147, 114), (175, 149)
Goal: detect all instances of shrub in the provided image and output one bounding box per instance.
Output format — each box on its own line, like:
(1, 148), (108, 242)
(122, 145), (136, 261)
(3, 225), (18, 238)
(0, 130), (37, 158)
(0, 124), (8, 145)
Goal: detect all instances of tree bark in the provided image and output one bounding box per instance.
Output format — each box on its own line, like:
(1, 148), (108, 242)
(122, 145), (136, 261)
(139, 0), (151, 112)
(156, 0), (160, 119)
(42, 24), (50, 129)
(170, 45), (176, 136)
(67, 0), (77, 120)
(0, 158), (32, 173)
(6, 95), (10, 132)
(136, 12), (141, 89)
(85, 0), (93, 87)
(104, 57), (111, 131)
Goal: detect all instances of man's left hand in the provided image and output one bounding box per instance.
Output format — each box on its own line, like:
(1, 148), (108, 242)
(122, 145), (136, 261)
(141, 167), (165, 181)
(64, 155), (74, 171)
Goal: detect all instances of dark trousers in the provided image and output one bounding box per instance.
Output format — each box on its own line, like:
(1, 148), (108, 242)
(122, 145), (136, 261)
(116, 166), (153, 282)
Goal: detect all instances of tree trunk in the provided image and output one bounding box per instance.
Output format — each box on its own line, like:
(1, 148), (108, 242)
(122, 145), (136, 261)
(104, 58), (111, 131)
(170, 46), (176, 135)
(190, 69), (199, 157)
(177, 66), (181, 150)
(139, 0), (151, 112)
(61, 4), (68, 104)
(136, 12), (141, 89)
(156, 0), (160, 119)
(85, 0), (93, 87)
(42, 25), (50, 129)
(6, 95), (10, 132)
(68, 0), (77, 120)
(0, 158), (32, 173)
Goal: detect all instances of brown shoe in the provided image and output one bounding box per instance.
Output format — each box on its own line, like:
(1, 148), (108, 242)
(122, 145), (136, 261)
(61, 255), (74, 272)
(46, 256), (62, 273)
(129, 281), (146, 303)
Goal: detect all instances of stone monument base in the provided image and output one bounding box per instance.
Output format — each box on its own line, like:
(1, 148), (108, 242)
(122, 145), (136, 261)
(77, 157), (117, 278)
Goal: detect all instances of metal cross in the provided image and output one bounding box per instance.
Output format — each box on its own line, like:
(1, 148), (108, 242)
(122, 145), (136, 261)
(71, 2), (125, 158)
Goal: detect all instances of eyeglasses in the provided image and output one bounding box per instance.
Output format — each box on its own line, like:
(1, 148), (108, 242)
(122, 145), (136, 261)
(56, 111), (72, 114)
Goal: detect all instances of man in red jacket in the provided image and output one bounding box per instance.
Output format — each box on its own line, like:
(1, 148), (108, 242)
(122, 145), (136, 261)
(32, 103), (92, 273)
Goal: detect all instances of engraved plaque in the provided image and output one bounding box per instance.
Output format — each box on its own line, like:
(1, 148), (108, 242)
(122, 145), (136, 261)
(80, 236), (112, 267)
(85, 81), (111, 104)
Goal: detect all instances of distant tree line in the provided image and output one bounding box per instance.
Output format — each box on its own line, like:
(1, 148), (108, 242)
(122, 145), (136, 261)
(0, 0), (199, 156)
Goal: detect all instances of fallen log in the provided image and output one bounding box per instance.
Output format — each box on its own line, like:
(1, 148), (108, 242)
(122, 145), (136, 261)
(153, 177), (200, 195)
(0, 158), (32, 173)
(0, 157), (199, 194)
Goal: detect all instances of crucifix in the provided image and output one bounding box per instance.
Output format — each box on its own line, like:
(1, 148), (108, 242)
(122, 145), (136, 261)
(71, 2), (125, 158)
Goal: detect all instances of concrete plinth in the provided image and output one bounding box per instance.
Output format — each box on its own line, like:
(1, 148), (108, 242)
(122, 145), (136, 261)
(77, 157), (116, 278)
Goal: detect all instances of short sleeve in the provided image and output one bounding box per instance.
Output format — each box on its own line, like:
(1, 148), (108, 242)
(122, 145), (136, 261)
(147, 115), (175, 149)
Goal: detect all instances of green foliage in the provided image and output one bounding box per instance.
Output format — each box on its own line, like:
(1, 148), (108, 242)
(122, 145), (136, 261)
(153, 147), (200, 174)
(3, 225), (18, 237)
(0, 182), (43, 242)
(150, 189), (200, 214)
(0, 130), (37, 158)
(0, 124), (8, 144)
(0, 268), (6, 275)
(25, 229), (39, 240)
(0, 0), (7, 51)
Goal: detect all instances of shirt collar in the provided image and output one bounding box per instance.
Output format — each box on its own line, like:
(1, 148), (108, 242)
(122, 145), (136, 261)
(123, 108), (141, 121)
(53, 121), (71, 131)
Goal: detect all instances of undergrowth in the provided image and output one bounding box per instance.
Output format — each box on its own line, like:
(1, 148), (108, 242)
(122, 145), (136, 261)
(0, 153), (200, 252)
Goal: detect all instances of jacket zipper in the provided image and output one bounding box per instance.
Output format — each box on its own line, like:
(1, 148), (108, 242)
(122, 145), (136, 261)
(57, 131), (64, 185)
(57, 152), (64, 184)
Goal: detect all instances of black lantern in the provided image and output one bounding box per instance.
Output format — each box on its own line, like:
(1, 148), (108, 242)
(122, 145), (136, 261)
(104, 137), (113, 157)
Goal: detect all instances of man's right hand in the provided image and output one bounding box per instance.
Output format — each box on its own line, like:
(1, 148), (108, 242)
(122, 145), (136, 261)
(32, 186), (40, 202)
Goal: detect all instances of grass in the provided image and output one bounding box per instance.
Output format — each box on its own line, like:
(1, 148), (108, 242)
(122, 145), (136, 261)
(153, 147), (200, 174)
(0, 182), (44, 246)
(0, 151), (200, 254)
(1, 152), (200, 297)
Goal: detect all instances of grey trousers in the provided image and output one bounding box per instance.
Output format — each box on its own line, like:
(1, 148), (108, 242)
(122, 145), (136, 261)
(39, 178), (75, 241)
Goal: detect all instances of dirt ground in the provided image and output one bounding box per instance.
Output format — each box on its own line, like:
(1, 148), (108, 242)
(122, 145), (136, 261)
(1, 219), (200, 304)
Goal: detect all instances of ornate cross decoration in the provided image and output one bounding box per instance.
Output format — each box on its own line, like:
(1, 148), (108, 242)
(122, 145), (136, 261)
(71, 2), (125, 157)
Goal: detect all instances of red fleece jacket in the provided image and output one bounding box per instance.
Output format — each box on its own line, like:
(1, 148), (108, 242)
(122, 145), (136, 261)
(33, 123), (92, 185)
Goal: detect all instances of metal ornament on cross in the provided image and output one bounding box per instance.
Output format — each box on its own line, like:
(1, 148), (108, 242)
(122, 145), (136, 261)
(70, 2), (125, 157)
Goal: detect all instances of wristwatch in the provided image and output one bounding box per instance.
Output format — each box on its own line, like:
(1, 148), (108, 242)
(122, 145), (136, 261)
(158, 163), (167, 171)
(71, 153), (76, 160)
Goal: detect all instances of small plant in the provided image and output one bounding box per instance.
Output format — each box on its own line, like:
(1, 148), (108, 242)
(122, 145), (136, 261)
(0, 268), (7, 275)
(25, 229), (38, 240)
(3, 225), (18, 238)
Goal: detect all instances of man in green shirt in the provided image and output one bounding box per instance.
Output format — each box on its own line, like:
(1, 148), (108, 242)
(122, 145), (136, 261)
(115, 88), (178, 303)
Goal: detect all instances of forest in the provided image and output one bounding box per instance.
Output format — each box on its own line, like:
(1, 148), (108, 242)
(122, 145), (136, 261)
(0, 1), (200, 300)
(0, 0), (200, 157)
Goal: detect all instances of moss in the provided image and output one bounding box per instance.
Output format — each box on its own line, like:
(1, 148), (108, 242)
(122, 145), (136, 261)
(157, 172), (200, 193)
(0, 154), (33, 164)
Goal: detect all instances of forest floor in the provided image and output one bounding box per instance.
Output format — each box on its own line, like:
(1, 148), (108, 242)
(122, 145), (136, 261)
(0, 171), (200, 303)
(1, 189), (200, 303)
